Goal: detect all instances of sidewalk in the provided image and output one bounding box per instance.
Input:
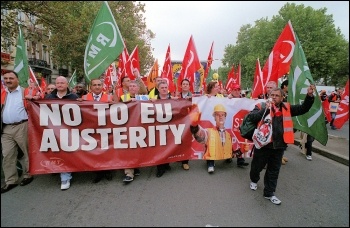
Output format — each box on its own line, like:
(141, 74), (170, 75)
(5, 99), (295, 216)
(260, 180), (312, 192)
(294, 132), (349, 166)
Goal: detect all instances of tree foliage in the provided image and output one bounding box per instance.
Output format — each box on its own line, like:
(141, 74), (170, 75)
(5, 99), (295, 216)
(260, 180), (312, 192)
(220, 3), (349, 89)
(1, 1), (155, 82)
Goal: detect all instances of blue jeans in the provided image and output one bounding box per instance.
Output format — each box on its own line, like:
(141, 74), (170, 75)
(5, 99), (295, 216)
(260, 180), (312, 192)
(60, 172), (72, 182)
(330, 112), (336, 126)
(207, 160), (215, 168)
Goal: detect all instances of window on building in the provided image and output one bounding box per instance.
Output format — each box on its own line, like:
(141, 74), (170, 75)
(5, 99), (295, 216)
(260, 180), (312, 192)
(1, 9), (8, 16)
(17, 11), (24, 22)
(4, 38), (11, 53)
(42, 45), (47, 62)
(29, 14), (36, 24)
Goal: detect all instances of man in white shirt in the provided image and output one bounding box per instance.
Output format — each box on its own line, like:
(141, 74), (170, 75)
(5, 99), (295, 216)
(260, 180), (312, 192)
(1, 70), (35, 194)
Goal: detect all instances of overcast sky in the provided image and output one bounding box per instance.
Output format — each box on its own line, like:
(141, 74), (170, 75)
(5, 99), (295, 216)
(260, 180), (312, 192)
(140, 1), (349, 70)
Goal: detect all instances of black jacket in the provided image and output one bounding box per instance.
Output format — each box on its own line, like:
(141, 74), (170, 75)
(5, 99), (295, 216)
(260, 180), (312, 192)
(248, 94), (315, 149)
(45, 88), (79, 100)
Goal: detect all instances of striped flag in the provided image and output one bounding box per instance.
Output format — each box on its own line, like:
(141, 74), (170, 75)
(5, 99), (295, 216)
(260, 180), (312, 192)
(288, 34), (327, 146)
(14, 25), (29, 88)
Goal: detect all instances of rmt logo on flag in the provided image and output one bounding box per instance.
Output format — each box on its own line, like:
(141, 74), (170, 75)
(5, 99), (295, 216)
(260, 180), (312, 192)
(84, 1), (124, 83)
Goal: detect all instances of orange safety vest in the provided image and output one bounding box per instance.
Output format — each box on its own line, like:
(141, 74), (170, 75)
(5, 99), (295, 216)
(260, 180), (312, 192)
(281, 103), (294, 144)
(257, 102), (294, 144)
(204, 128), (233, 160)
(82, 93), (112, 102)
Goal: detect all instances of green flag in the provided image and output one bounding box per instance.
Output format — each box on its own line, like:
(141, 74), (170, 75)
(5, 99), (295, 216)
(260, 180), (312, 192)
(288, 35), (328, 146)
(84, 1), (124, 83)
(14, 25), (29, 88)
(68, 69), (77, 89)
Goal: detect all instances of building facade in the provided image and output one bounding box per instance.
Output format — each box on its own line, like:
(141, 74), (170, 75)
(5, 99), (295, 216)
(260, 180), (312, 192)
(1, 10), (70, 85)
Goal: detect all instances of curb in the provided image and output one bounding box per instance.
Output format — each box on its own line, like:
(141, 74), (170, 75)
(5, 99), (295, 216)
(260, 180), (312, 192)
(294, 140), (349, 166)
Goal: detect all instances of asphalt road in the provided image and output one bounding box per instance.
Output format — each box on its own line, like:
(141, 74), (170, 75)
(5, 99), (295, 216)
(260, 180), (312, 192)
(327, 120), (349, 140)
(1, 143), (349, 227)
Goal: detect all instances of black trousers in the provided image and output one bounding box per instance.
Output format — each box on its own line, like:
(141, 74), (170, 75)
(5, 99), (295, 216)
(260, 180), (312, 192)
(305, 134), (315, 156)
(250, 146), (284, 197)
(157, 163), (170, 172)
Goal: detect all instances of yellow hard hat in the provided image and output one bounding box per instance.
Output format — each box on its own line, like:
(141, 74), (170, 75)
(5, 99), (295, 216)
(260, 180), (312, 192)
(213, 104), (226, 113)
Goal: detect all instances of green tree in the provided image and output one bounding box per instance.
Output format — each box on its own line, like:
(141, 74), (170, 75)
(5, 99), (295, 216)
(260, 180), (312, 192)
(1, 1), (155, 82)
(221, 3), (349, 89)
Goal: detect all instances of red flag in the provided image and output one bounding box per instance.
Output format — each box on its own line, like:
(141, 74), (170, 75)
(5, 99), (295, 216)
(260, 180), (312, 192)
(161, 44), (176, 93)
(40, 77), (47, 98)
(225, 65), (235, 93)
(261, 21), (296, 88)
(202, 41), (214, 91)
(125, 46), (140, 80)
(103, 64), (114, 93)
(251, 59), (264, 99)
(116, 46), (129, 88)
(322, 98), (332, 123)
(177, 35), (201, 93)
(1, 77), (6, 92)
(333, 80), (349, 129)
(29, 66), (42, 95)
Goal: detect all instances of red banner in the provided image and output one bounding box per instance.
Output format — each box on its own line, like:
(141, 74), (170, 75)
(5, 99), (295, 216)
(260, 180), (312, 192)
(27, 99), (193, 174)
(27, 98), (265, 175)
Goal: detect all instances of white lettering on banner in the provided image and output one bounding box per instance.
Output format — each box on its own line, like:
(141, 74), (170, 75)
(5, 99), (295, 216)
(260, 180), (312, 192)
(94, 103), (128, 125)
(39, 125), (185, 151)
(140, 103), (173, 123)
(40, 129), (59, 151)
(148, 126), (156, 146)
(40, 104), (82, 126)
(112, 127), (128, 148)
(38, 102), (184, 152)
(97, 129), (112, 149)
(81, 129), (97, 150)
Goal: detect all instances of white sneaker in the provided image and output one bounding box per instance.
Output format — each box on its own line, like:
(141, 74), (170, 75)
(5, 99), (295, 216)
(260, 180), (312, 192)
(250, 182), (257, 191)
(208, 166), (214, 173)
(264, 195), (281, 205)
(61, 180), (70, 190)
(306, 155), (312, 161)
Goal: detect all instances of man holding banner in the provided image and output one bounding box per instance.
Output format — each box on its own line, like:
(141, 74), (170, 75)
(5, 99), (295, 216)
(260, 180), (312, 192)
(1, 70), (34, 194)
(45, 76), (79, 190)
(80, 78), (114, 183)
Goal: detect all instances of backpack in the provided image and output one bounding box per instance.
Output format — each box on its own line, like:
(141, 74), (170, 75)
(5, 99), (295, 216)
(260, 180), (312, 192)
(239, 102), (266, 141)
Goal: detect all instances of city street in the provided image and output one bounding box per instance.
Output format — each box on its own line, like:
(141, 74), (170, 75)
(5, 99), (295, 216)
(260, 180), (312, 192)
(1, 141), (349, 227)
(327, 120), (349, 140)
